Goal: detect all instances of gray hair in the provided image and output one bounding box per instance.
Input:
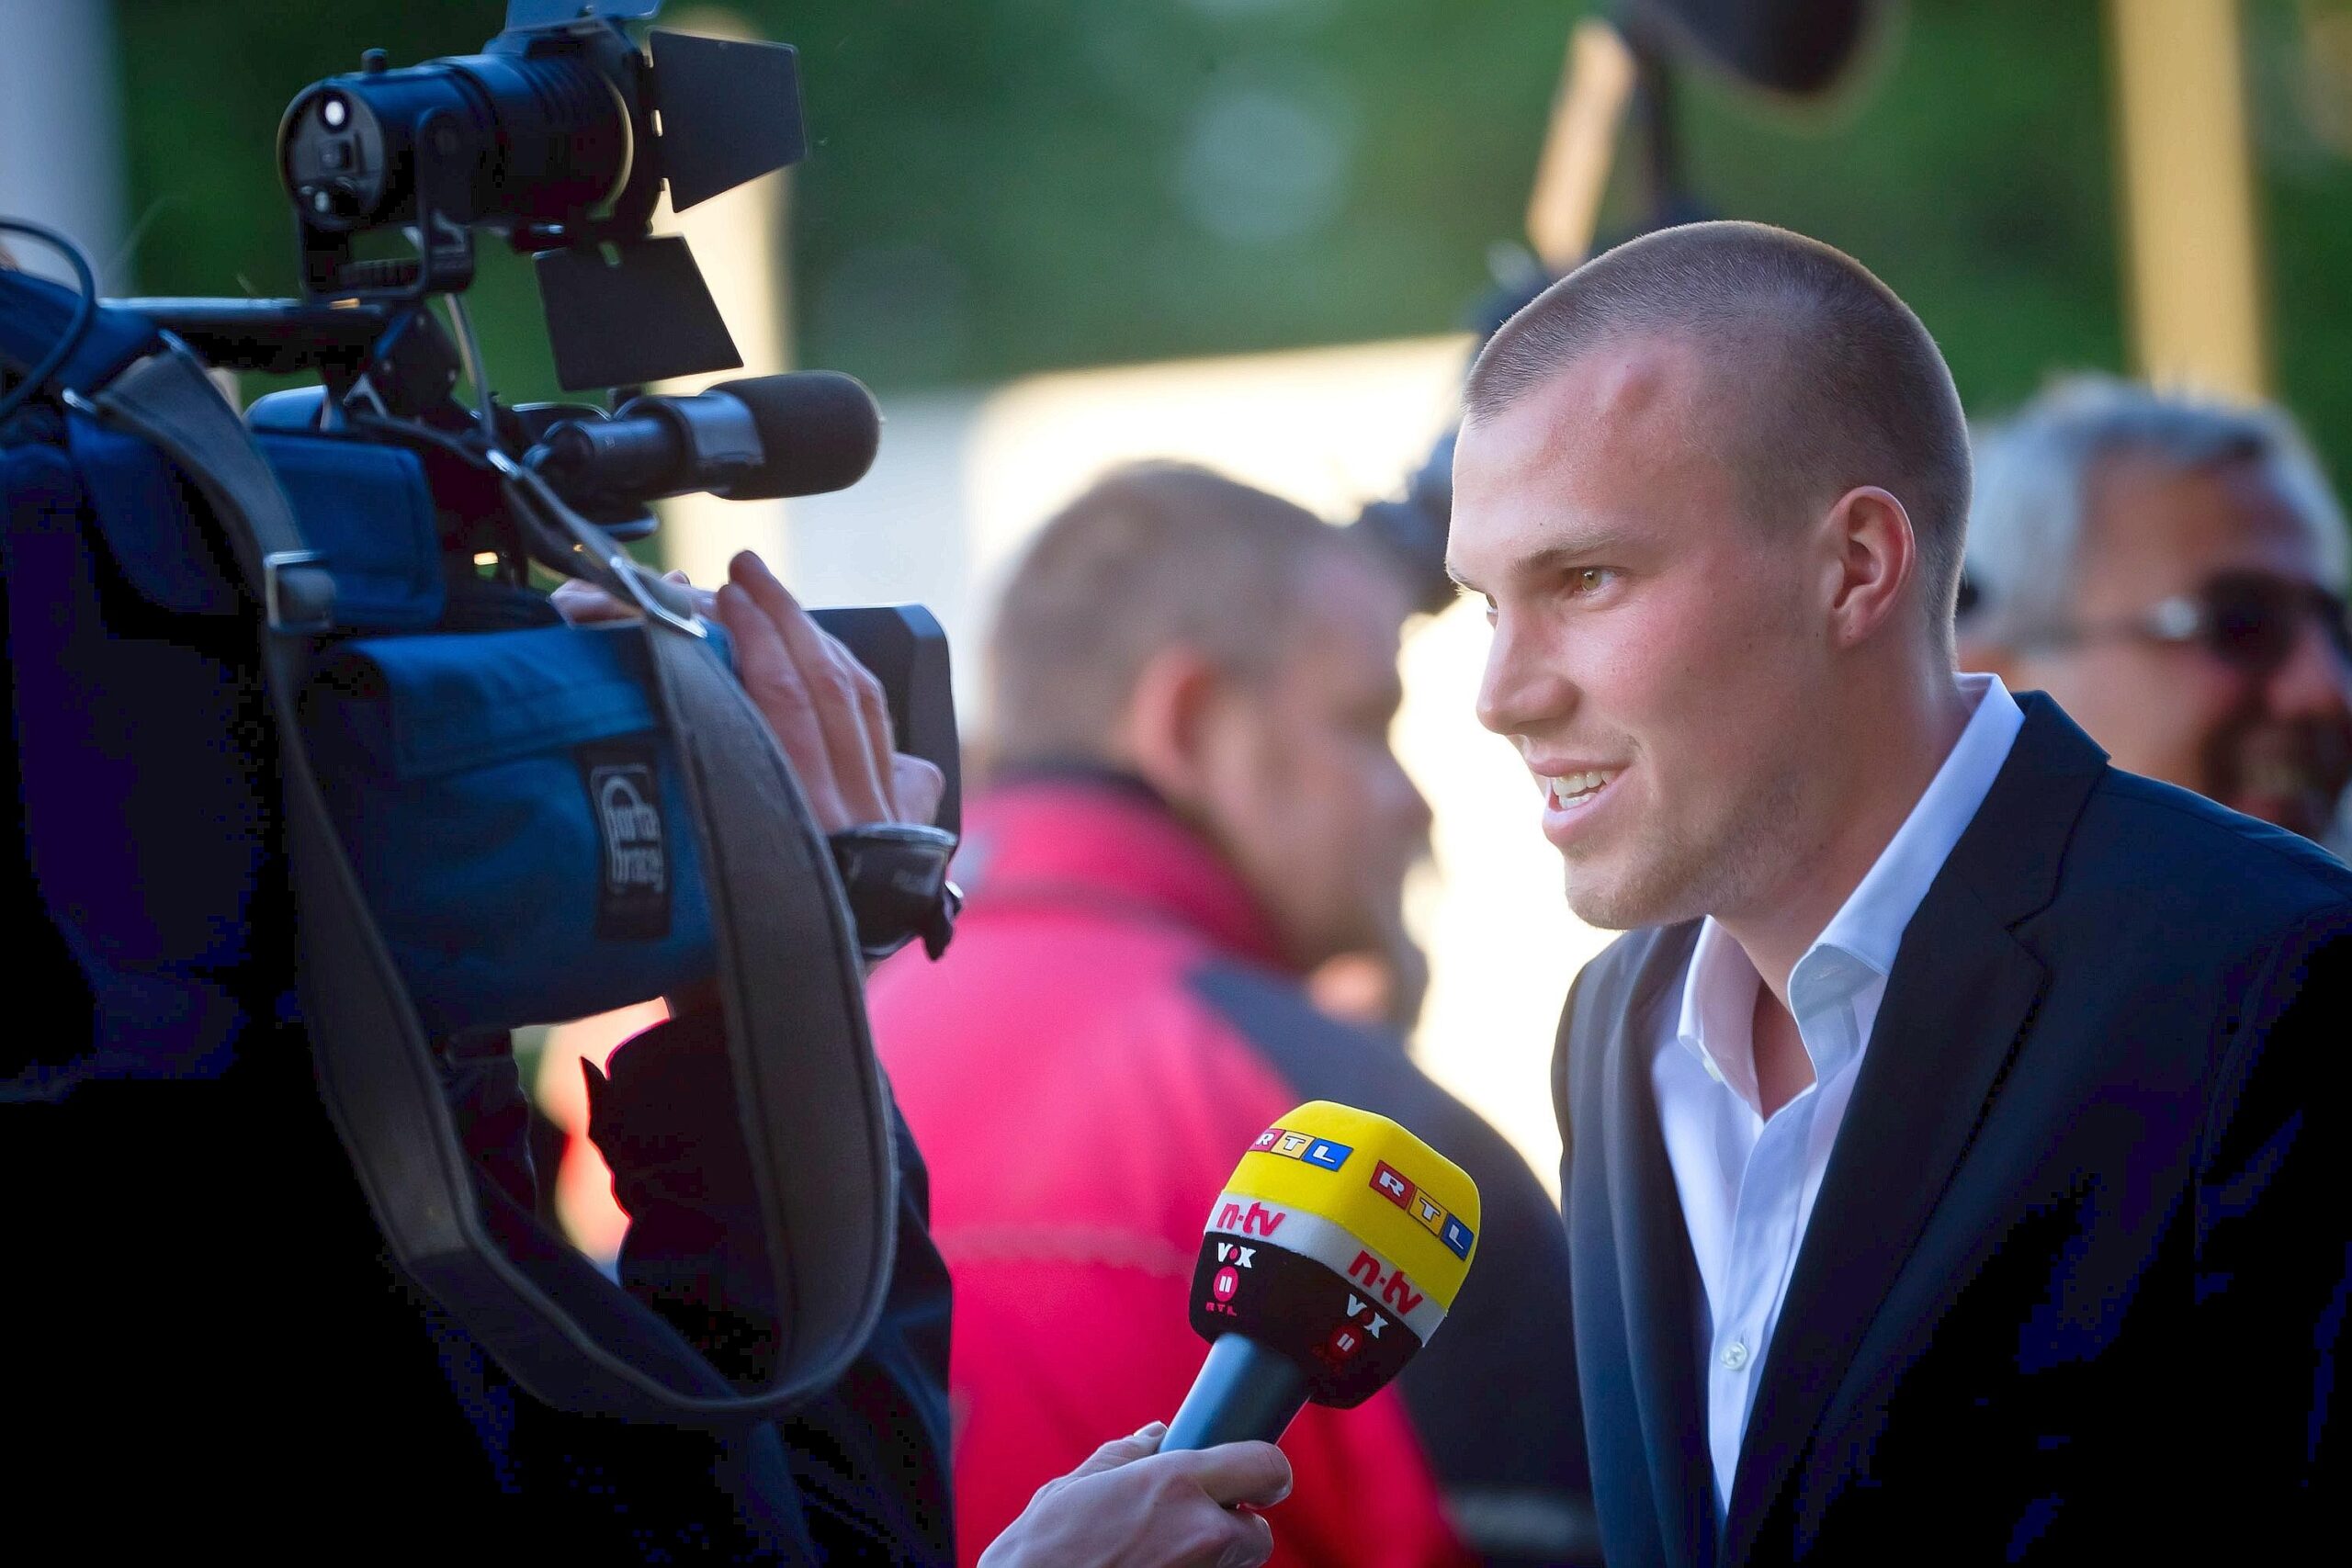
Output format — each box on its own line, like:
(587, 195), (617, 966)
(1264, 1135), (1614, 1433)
(1962, 374), (2350, 638)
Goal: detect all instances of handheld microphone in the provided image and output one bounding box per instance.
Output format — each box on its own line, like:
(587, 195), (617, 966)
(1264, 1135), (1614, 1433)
(530, 369), (881, 506)
(1161, 1100), (1481, 1451)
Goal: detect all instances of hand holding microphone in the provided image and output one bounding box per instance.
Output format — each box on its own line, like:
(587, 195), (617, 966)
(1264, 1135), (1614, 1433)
(977, 1423), (1291, 1568)
(981, 1102), (1476, 1566)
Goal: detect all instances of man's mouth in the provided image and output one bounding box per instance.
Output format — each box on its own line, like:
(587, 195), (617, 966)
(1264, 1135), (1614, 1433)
(2241, 756), (2331, 801)
(2215, 720), (2352, 840)
(1535, 767), (1620, 812)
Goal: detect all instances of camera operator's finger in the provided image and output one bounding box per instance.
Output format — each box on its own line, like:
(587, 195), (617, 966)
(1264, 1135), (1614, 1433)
(714, 579), (851, 831)
(552, 570), (703, 626)
(892, 753), (945, 828)
(550, 576), (632, 625)
(815, 622), (902, 822)
(729, 552), (893, 822)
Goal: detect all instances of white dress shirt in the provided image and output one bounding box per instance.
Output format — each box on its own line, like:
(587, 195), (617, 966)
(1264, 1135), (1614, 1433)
(1651, 673), (2025, 1520)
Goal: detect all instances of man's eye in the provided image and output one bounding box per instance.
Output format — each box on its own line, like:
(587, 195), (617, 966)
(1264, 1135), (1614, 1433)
(1567, 568), (1613, 596)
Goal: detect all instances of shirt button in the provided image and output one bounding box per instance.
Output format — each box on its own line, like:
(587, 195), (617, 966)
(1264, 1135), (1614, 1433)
(1721, 1339), (1751, 1371)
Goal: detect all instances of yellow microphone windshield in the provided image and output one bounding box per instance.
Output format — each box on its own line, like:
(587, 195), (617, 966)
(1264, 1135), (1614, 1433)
(1208, 1100), (1481, 1315)
(1187, 1101), (1485, 1410)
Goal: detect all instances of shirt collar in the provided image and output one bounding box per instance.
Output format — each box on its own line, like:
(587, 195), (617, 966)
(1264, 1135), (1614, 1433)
(1674, 673), (2026, 1090)
(1808, 672), (2025, 981)
(1674, 918), (1760, 1097)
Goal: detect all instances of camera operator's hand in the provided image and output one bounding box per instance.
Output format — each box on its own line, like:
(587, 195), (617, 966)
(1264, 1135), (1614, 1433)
(978, 1424), (1290, 1568)
(552, 553), (944, 830)
(713, 551), (943, 831)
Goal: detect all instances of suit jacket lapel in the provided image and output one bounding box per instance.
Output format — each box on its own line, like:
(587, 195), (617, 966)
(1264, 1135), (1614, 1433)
(1720, 696), (2107, 1564)
(1601, 921), (1718, 1568)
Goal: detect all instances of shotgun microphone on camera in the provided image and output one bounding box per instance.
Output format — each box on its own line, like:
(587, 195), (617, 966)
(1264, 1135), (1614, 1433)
(528, 370), (881, 508)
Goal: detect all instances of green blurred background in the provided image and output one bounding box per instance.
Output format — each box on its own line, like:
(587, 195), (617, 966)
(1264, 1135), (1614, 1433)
(108, 0), (2352, 475)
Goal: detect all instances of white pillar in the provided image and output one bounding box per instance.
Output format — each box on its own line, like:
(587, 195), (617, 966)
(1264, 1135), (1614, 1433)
(0, 0), (130, 290)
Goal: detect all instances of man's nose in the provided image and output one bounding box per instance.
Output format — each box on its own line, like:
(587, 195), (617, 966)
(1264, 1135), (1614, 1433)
(2264, 606), (2352, 725)
(1475, 614), (1570, 739)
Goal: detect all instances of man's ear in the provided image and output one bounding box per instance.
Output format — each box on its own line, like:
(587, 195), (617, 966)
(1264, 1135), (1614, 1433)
(1119, 645), (1227, 809)
(1821, 485), (1917, 649)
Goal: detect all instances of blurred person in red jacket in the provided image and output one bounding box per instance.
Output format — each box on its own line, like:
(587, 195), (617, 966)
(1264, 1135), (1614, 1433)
(1960, 376), (2352, 852)
(869, 463), (1598, 1568)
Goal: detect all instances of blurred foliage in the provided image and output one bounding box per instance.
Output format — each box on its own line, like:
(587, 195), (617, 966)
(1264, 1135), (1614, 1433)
(108, 0), (2352, 480)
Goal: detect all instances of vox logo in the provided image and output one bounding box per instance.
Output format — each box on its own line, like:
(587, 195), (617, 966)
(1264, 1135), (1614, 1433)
(1339, 1293), (1388, 1340)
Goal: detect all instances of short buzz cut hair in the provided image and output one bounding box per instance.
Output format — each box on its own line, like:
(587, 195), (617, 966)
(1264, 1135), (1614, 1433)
(1464, 220), (1974, 649)
(984, 461), (1363, 766)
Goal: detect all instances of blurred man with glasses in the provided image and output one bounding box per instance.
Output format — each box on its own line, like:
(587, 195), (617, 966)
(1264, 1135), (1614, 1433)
(1960, 375), (2352, 851)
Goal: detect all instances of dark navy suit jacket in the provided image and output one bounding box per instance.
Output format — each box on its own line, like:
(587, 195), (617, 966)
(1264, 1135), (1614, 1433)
(1554, 694), (2352, 1564)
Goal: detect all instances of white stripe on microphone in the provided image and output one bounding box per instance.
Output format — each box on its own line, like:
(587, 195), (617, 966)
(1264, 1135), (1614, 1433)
(1203, 1190), (1449, 1343)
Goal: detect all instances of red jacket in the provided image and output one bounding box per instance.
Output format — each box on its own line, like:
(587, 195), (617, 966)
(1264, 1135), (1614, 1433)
(871, 775), (1592, 1567)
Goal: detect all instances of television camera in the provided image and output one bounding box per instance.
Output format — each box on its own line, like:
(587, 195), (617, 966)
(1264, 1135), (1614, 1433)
(98, 0), (956, 811)
(0, 0), (956, 1435)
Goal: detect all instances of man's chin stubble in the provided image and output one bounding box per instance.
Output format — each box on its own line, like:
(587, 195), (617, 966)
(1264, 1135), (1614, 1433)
(1563, 858), (1702, 933)
(1560, 813), (1789, 934)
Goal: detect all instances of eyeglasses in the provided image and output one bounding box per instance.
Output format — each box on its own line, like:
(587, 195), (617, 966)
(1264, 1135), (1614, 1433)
(2019, 569), (2352, 676)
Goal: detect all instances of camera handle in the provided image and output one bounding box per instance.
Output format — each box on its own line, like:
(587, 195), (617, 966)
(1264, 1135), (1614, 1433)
(80, 338), (899, 1426)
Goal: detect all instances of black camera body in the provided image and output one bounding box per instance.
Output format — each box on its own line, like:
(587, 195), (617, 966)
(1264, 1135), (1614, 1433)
(277, 0), (803, 392)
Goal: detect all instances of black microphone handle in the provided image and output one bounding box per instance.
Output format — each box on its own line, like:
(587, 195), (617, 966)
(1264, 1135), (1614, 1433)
(1160, 1335), (1312, 1451)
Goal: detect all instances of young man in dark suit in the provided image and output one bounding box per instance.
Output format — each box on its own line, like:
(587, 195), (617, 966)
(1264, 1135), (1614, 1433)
(1444, 221), (2352, 1564)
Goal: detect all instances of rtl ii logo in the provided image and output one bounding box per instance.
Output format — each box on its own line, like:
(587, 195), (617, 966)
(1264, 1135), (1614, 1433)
(1203, 1239), (1254, 1317)
(1317, 1292), (1389, 1366)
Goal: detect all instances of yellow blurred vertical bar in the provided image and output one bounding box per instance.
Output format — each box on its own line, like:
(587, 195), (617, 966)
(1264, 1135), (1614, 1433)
(1524, 18), (1639, 271)
(2106, 0), (2268, 400)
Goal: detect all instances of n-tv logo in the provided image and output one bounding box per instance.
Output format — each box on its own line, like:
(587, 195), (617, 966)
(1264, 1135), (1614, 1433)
(1215, 1200), (1288, 1238)
(1346, 1250), (1424, 1316)
(1250, 1124), (1353, 1172)
(1370, 1160), (1476, 1260)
